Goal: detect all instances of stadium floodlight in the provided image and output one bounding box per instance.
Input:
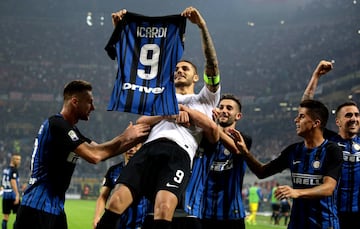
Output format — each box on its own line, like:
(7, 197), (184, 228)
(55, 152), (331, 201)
(86, 12), (93, 26)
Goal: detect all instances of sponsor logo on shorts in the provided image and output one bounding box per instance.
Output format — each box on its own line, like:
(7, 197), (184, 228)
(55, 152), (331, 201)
(166, 182), (179, 188)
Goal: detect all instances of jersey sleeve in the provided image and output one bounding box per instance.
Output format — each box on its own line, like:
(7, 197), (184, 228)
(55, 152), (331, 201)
(324, 141), (343, 180)
(10, 167), (18, 180)
(50, 115), (87, 152)
(102, 166), (115, 188)
(262, 144), (296, 176)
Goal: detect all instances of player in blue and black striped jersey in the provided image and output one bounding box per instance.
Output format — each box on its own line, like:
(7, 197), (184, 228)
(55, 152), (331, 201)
(229, 99), (343, 229)
(302, 60), (360, 229)
(184, 94), (252, 229)
(105, 9), (186, 116)
(93, 143), (152, 229)
(2, 154), (21, 229)
(14, 80), (150, 229)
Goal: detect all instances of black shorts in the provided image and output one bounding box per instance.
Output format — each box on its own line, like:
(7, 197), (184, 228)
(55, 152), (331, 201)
(117, 139), (191, 201)
(14, 205), (67, 229)
(339, 212), (360, 229)
(202, 218), (245, 229)
(280, 204), (290, 213)
(2, 198), (20, 214)
(143, 209), (202, 229)
(271, 203), (280, 212)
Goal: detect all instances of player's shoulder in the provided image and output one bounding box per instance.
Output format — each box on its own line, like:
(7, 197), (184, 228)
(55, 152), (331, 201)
(108, 162), (125, 172)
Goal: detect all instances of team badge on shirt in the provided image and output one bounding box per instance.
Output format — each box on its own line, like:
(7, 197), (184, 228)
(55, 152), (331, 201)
(312, 160), (321, 169)
(354, 142), (360, 151)
(68, 130), (79, 141)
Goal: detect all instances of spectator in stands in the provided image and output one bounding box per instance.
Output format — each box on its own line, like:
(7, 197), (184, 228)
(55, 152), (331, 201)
(14, 80), (150, 229)
(302, 60), (360, 229)
(229, 99), (343, 229)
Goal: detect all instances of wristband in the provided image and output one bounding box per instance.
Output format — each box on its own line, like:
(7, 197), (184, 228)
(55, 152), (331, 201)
(203, 73), (220, 86)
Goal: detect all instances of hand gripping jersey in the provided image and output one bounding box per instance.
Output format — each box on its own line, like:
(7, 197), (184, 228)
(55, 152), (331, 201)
(105, 12), (186, 116)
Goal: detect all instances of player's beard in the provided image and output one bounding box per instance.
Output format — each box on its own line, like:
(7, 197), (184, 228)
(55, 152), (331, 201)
(345, 120), (359, 135)
(175, 80), (191, 88)
(218, 119), (233, 128)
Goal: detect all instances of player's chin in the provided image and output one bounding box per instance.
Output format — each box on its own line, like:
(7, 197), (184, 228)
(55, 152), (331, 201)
(80, 115), (90, 121)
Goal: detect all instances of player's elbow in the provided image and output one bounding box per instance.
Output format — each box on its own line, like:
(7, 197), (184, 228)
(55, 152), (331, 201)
(85, 154), (102, 164)
(82, 149), (103, 164)
(322, 185), (337, 197)
(321, 177), (338, 197)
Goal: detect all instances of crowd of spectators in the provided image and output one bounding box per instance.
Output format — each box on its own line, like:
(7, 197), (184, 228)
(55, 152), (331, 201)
(0, 0), (359, 191)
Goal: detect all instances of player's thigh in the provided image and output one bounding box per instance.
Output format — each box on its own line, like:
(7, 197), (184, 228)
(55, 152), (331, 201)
(249, 203), (258, 212)
(2, 198), (13, 214)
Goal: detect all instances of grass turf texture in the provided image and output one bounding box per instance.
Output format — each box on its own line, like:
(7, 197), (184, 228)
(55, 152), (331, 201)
(3, 198), (288, 229)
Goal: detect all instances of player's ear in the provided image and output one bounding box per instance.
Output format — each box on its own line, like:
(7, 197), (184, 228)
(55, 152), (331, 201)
(235, 112), (242, 121)
(193, 74), (199, 82)
(71, 96), (79, 106)
(313, 120), (320, 128)
(335, 118), (341, 127)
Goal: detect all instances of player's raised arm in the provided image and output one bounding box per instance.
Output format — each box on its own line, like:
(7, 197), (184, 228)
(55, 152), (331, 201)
(301, 60), (333, 101)
(181, 6), (219, 93)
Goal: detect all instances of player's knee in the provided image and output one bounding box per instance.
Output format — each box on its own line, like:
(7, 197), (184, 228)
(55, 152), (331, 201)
(107, 190), (133, 214)
(154, 203), (173, 219)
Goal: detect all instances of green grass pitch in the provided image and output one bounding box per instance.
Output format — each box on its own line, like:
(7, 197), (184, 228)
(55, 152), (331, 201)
(3, 198), (288, 229)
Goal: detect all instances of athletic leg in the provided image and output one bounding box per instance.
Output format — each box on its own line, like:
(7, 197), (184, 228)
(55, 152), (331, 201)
(96, 184), (133, 229)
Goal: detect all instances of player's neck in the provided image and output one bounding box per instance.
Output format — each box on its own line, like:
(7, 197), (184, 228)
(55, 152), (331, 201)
(60, 109), (77, 126)
(221, 123), (236, 132)
(304, 134), (325, 149)
(176, 86), (194, 95)
(338, 130), (357, 140)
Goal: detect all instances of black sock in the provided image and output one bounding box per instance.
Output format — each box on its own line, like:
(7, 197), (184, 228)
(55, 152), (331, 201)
(152, 219), (171, 229)
(96, 209), (121, 229)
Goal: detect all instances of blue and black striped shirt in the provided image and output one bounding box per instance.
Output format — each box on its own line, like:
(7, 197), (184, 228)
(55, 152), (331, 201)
(105, 12), (186, 116)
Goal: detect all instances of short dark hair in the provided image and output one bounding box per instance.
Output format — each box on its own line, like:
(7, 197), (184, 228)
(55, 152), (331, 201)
(63, 80), (92, 100)
(335, 101), (358, 117)
(220, 93), (242, 112)
(300, 99), (329, 130)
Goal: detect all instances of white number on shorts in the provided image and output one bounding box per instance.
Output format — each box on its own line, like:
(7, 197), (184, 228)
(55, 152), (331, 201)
(137, 44), (160, 80)
(173, 170), (184, 184)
